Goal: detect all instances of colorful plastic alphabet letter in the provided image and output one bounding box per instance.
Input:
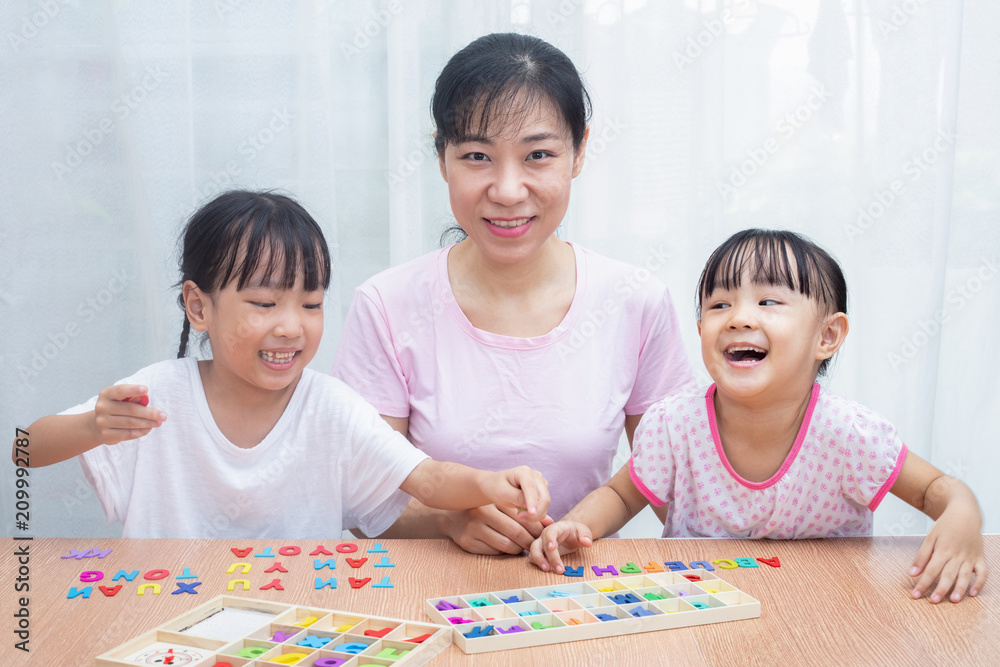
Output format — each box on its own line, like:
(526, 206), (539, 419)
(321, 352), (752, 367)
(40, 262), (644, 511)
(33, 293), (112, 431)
(172, 581), (201, 595)
(297, 635), (330, 648)
(563, 566), (583, 577)
(313, 659), (346, 667)
(315, 577), (337, 590)
(259, 578), (284, 591)
(462, 625), (493, 639)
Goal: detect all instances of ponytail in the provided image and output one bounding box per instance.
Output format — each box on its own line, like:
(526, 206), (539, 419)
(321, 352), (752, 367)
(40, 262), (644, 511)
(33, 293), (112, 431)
(177, 317), (191, 359)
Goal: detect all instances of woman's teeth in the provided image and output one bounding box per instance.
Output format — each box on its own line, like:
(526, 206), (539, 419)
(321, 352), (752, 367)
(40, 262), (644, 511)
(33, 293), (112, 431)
(260, 351), (296, 363)
(488, 217), (531, 229)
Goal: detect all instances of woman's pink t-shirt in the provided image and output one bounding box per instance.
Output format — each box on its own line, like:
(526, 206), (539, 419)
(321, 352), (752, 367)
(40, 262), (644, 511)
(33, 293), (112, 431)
(333, 243), (694, 520)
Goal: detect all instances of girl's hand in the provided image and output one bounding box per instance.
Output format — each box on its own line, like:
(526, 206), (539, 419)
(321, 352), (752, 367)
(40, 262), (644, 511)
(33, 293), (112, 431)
(909, 505), (988, 603)
(482, 465), (550, 523)
(91, 384), (166, 445)
(528, 521), (594, 573)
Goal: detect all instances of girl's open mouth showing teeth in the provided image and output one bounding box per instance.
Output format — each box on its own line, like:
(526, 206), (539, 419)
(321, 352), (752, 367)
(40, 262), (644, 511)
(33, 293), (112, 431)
(724, 346), (767, 363)
(259, 350), (298, 364)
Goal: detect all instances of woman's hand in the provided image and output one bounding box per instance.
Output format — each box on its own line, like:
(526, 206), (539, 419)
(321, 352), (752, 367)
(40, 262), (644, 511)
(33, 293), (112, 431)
(443, 504), (553, 555)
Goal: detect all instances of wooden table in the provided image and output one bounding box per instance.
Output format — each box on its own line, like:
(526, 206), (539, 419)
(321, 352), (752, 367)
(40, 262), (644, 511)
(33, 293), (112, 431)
(2, 536), (996, 666)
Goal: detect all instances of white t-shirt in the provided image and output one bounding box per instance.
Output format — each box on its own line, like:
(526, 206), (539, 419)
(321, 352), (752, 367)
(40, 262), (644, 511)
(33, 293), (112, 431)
(67, 358), (428, 538)
(629, 383), (908, 538)
(332, 243), (694, 520)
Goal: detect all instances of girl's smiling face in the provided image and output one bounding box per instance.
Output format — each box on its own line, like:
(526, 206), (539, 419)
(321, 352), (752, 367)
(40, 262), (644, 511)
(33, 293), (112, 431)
(186, 259), (324, 397)
(698, 275), (847, 406)
(438, 96), (587, 265)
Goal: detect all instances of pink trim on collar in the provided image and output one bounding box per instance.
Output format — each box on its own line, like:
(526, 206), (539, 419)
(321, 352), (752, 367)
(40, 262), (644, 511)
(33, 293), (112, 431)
(705, 382), (821, 491)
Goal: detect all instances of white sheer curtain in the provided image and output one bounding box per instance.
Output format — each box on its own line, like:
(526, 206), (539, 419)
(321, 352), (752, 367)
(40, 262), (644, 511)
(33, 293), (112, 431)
(3, 0), (997, 538)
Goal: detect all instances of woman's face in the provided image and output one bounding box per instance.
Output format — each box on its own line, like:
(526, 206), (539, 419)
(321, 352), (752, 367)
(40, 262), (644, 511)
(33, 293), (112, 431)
(438, 96), (587, 266)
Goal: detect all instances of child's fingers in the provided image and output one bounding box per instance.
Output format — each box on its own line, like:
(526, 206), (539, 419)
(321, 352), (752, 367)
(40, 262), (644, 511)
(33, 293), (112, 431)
(532, 525), (568, 573)
(927, 558), (962, 604)
(104, 384), (149, 401)
(503, 466), (549, 521)
(908, 535), (935, 578)
(948, 560), (976, 603)
(969, 559), (989, 597)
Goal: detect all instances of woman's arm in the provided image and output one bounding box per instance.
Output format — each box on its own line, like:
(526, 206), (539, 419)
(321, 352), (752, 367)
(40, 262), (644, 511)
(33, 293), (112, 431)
(890, 450), (987, 602)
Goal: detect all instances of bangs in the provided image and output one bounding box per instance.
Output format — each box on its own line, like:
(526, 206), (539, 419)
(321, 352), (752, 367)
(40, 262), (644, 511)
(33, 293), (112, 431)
(446, 83), (552, 145)
(216, 201), (330, 293)
(698, 229), (845, 316)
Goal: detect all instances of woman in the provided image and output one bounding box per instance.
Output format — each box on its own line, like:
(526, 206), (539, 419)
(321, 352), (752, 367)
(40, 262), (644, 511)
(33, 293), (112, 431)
(333, 33), (693, 554)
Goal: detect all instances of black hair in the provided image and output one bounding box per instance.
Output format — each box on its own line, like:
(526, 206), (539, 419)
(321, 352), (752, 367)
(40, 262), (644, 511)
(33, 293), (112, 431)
(696, 229), (848, 376)
(431, 32), (592, 155)
(175, 190), (331, 358)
